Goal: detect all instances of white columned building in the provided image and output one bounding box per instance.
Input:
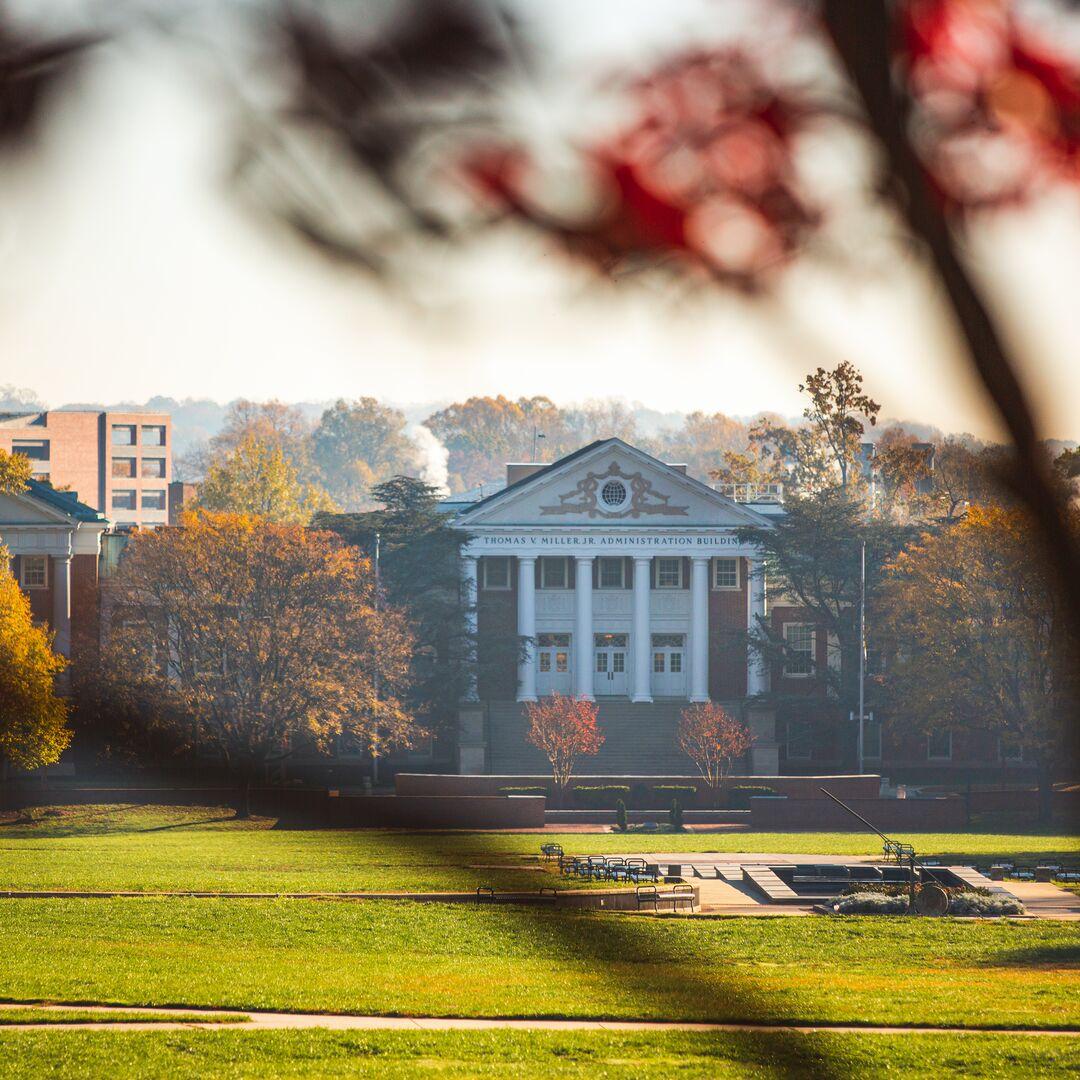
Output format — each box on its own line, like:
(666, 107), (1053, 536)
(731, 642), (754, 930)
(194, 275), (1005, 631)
(447, 439), (783, 775)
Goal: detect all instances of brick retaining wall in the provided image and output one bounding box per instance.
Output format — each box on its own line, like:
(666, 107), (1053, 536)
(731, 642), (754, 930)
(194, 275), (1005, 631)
(327, 795), (545, 829)
(395, 773), (882, 808)
(749, 795), (966, 831)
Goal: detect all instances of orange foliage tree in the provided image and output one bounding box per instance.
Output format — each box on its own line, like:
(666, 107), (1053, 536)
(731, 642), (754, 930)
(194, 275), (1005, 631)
(678, 703), (754, 806)
(96, 510), (417, 815)
(524, 693), (604, 799)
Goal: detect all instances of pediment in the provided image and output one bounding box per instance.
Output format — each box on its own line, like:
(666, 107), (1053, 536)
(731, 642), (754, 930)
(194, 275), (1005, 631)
(0, 490), (75, 525)
(457, 440), (772, 528)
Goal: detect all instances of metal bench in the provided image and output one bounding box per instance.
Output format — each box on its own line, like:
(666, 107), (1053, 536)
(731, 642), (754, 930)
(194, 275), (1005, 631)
(540, 843), (564, 862)
(635, 883), (696, 913)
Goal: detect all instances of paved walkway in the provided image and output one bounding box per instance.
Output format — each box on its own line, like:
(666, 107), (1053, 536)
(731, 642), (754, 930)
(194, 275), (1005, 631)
(0, 1004), (1076, 1036)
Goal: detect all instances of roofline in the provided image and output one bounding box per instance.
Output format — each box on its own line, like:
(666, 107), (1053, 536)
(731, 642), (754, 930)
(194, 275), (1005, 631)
(454, 438), (776, 528)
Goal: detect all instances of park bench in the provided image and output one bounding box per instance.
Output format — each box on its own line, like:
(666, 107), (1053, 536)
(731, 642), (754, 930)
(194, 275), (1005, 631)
(540, 843), (564, 862)
(635, 883), (696, 913)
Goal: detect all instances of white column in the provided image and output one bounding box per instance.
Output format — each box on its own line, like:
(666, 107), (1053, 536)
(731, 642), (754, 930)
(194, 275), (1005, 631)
(574, 556), (594, 700)
(631, 556), (652, 703)
(461, 556), (479, 701)
(52, 554), (72, 658)
(690, 556), (709, 702)
(746, 555), (769, 696)
(516, 556), (537, 702)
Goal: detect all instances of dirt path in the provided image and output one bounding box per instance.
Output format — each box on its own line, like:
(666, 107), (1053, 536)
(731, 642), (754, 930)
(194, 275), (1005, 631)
(0, 1003), (1076, 1036)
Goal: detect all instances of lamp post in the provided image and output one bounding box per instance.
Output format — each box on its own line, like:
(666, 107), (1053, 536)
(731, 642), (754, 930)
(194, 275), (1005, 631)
(371, 530), (381, 786)
(857, 539), (866, 775)
(532, 429), (546, 461)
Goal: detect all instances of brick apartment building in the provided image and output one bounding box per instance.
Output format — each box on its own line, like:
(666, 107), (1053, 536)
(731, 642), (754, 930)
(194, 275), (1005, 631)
(0, 410), (171, 529)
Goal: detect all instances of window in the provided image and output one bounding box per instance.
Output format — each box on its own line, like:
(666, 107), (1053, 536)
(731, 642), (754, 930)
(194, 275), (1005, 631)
(112, 457), (137, 478)
(863, 717), (882, 760)
(540, 556), (568, 589)
(538, 633), (570, 648)
(112, 490), (137, 510)
(653, 652), (665, 673)
(141, 424), (166, 447)
(111, 424), (136, 446)
(783, 623), (816, 677)
(20, 555), (47, 588)
(142, 490), (167, 510)
(12, 439), (48, 461)
(481, 557), (510, 590)
(599, 478), (629, 510)
(713, 557), (739, 589)
(142, 458), (166, 478)
(927, 730), (952, 760)
(656, 557), (682, 588)
(786, 717), (813, 760)
(651, 633), (685, 647)
(594, 633), (628, 647)
(598, 557), (625, 589)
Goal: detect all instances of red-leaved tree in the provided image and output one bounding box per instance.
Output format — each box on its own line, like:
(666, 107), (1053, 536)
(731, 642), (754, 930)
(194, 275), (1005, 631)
(678, 703), (754, 807)
(524, 693), (604, 802)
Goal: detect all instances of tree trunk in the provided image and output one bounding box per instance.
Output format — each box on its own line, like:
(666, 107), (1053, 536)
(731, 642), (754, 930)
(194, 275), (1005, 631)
(237, 773), (253, 819)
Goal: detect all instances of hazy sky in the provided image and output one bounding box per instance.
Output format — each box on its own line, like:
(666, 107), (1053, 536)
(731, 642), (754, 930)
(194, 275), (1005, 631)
(2, 1), (1078, 440)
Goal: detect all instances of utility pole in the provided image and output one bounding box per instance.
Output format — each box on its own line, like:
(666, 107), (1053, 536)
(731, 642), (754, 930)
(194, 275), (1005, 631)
(371, 530), (381, 787)
(857, 539), (866, 775)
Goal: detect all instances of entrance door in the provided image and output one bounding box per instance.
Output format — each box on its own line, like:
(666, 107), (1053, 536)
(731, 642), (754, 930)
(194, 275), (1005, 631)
(536, 633), (571, 695)
(594, 633), (629, 696)
(651, 633), (687, 697)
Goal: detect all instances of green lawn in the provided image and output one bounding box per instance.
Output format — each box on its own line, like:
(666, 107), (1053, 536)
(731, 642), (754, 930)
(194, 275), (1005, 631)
(0, 1010), (243, 1025)
(0, 804), (1075, 894)
(1, 1029), (1077, 1079)
(3, 898), (1077, 1030)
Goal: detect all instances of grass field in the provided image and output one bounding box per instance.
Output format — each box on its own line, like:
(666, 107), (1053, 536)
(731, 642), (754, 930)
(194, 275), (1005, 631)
(0, 1010), (243, 1025)
(3, 898), (1077, 1029)
(2, 803), (1077, 1077)
(1, 1029), (1078, 1079)
(0, 804), (1075, 894)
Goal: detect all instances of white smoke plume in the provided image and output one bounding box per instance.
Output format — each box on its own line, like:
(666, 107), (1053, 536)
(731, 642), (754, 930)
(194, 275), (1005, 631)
(408, 423), (449, 494)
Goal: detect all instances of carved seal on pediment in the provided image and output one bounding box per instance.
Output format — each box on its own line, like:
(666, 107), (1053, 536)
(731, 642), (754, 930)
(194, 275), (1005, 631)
(540, 461), (689, 518)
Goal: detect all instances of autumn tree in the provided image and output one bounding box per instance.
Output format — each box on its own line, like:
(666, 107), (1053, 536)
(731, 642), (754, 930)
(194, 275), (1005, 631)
(96, 511), (416, 814)
(0, 448), (32, 494)
(315, 476), (517, 742)
(312, 398), (421, 510)
(425, 395), (565, 491)
(524, 693), (603, 803)
(659, 411), (749, 481)
(677, 703), (753, 807)
(178, 399), (315, 481)
(879, 505), (1079, 821)
(196, 436), (335, 524)
(0, 544), (70, 775)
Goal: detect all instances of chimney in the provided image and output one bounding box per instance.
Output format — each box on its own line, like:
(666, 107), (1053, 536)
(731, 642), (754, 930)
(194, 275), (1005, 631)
(506, 463), (547, 486)
(666, 463), (688, 475)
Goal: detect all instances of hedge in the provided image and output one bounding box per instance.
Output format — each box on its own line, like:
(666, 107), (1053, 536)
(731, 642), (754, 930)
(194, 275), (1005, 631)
(571, 785), (632, 809)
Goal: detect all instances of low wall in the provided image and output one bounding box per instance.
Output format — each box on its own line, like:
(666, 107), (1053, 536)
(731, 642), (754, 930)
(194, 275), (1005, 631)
(326, 794), (545, 829)
(395, 773), (881, 808)
(749, 795), (966, 831)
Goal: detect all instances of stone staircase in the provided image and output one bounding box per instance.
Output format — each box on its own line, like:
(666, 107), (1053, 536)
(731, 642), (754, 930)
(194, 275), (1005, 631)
(487, 699), (707, 774)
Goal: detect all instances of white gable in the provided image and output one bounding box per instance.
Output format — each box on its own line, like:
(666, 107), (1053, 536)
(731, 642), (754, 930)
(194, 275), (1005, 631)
(0, 490), (73, 526)
(457, 440), (772, 529)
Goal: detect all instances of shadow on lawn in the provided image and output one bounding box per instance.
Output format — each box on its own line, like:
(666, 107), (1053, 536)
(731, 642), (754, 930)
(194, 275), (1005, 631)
(982, 943), (1080, 969)
(365, 828), (844, 1079)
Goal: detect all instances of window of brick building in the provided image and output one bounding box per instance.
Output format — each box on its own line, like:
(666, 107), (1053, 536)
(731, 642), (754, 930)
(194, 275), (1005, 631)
(142, 458), (166, 478)
(111, 425), (136, 446)
(927, 730), (952, 760)
(783, 623), (816, 677)
(712, 557), (739, 589)
(482, 556), (510, 590)
(12, 439), (48, 460)
(540, 557), (568, 589)
(112, 489), (137, 510)
(655, 557), (682, 588)
(598, 557), (625, 589)
(141, 425), (166, 446)
(112, 457), (137, 478)
(142, 490), (166, 510)
(20, 555), (47, 588)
